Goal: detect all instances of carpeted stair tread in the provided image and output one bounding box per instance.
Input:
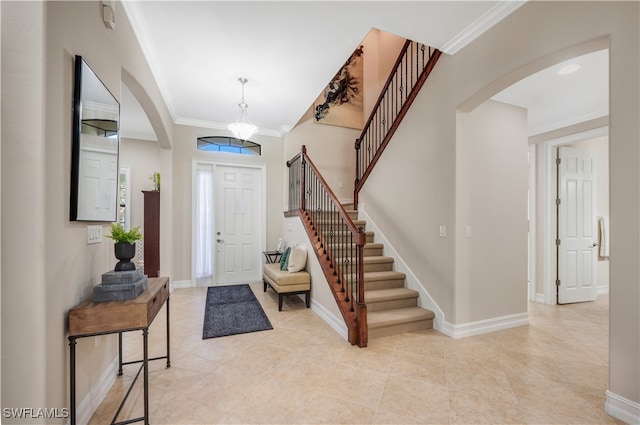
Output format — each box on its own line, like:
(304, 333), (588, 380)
(365, 287), (419, 303)
(367, 307), (435, 329)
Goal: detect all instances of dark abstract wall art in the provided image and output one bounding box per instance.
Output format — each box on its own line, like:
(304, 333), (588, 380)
(314, 45), (364, 129)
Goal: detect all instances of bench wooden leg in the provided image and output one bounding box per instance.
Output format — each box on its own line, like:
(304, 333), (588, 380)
(278, 294), (284, 311)
(305, 291), (310, 308)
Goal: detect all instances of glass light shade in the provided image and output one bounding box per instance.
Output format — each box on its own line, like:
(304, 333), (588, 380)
(227, 104), (258, 140)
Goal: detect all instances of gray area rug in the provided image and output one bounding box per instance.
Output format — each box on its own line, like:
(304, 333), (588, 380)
(202, 284), (273, 339)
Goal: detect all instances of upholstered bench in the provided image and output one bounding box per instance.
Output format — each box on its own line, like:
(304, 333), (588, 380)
(263, 263), (311, 311)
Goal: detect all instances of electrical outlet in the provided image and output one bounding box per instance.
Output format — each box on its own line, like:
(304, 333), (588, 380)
(465, 225), (472, 238)
(439, 225), (446, 237)
(87, 225), (102, 244)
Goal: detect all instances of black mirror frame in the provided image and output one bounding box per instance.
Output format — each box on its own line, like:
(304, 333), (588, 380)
(70, 55), (120, 222)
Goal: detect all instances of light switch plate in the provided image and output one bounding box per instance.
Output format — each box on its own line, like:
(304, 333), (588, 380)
(87, 225), (103, 244)
(439, 225), (446, 237)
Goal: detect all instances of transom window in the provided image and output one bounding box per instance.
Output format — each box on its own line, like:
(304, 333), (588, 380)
(197, 136), (261, 155)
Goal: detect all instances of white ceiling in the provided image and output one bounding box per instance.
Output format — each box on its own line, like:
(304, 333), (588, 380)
(119, 1), (525, 140)
(493, 49), (609, 136)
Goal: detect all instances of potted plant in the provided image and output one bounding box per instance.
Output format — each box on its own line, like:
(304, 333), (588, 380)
(107, 223), (142, 271)
(149, 172), (161, 191)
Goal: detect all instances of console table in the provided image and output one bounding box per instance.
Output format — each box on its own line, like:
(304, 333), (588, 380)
(68, 277), (171, 425)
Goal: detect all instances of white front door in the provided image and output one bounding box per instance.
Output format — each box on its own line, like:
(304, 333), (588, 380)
(557, 146), (598, 304)
(214, 166), (262, 284)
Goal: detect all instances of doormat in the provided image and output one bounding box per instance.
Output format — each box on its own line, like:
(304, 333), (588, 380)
(202, 284), (273, 339)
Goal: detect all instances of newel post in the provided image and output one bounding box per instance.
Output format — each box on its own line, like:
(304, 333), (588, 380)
(300, 145), (307, 212)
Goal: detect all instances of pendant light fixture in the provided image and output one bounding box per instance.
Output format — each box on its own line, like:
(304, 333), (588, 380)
(227, 77), (258, 141)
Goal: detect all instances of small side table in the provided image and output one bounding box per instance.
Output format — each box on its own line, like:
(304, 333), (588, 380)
(68, 277), (170, 425)
(262, 250), (282, 264)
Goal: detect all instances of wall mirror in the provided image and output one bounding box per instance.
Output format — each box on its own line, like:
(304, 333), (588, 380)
(70, 55), (120, 222)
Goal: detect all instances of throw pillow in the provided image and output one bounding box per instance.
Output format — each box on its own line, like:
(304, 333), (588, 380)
(279, 247), (291, 271)
(287, 244), (307, 272)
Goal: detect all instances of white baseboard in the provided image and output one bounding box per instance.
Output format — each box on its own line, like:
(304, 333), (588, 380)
(598, 285), (610, 295)
(442, 313), (529, 339)
(171, 280), (194, 292)
(606, 390), (640, 424)
(72, 356), (118, 425)
(535, 293), (545, 304)
(311, 299), (348, 341)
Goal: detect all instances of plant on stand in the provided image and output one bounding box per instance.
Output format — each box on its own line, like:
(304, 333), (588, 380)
(107, 223), (143, 271)
(149, 172), (161, 191)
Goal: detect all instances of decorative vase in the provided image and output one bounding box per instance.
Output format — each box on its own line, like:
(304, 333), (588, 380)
(114, 243), (136, 271)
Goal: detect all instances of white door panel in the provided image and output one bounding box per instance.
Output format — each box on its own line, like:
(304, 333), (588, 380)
(214, 166), (262, 284)
(557, 146), (597, 304)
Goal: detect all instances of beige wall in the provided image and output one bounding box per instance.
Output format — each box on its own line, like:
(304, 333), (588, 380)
(358, 0), (638, 407)
(1, 1), (174, 422)
(455, 100), (528, 323)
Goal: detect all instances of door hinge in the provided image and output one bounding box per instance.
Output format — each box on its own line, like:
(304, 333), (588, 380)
(556, 238), (561, 246)
(556, 198), (561, 206)
(556, 279), (561, 286)
(556, 158), (561, 165)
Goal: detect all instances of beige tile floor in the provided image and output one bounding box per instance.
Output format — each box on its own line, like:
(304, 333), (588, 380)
(89, 284), (622, 425)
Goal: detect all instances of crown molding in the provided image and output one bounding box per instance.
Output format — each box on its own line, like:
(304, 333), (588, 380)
(441, 0), (527, 55)
(120, 1), (177, 122)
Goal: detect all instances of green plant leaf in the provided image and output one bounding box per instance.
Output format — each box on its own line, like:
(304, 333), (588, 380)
(106, 223), (142, 244)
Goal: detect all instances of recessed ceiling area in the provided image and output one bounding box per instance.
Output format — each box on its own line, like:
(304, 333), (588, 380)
(492, 49), (608, 136)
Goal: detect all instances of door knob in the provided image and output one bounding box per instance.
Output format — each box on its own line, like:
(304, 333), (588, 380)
(592, 242), (599, 247)
(217, 239), (224, 243)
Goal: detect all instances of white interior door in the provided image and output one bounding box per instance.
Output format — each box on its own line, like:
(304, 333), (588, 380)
(214, 166), (262, 284)
(78, 148), (118, 220)
(557, 146), (598, 304)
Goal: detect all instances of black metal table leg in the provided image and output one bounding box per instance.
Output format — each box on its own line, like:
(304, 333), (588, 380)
(143, 329), (149, 425)
(166, 296), (171, 368)
(70, 337), (77, 425)
(118, 332), (123, 375)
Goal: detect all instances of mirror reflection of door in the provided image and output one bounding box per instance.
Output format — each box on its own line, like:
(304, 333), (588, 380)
(557, 146), (598, 304)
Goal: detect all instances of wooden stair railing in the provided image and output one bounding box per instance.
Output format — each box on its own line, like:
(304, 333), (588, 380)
(287, 146), (368, 347)
(354, 40), (442, 206)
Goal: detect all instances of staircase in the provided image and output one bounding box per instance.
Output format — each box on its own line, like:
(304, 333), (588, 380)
(339, 207), (435, 339)
(286, 38), (441, 346)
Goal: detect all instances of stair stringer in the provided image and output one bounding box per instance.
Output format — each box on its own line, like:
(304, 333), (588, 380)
(358, 204), (446, 334)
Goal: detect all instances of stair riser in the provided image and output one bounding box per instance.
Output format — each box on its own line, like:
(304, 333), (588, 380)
(315, 221), (367, 231)
(368, 319), (433, 339)
(322, 232), (374, 243)
(363, 279), (405, 291)
(363, 262), (394, 272)
(312, 211), (358, 220)
(366, 297), (418, 312)
(327, 246), (383, 257)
